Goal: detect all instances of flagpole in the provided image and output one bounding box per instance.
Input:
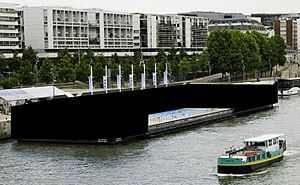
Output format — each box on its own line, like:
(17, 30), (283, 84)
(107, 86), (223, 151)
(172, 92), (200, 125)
(105, 65), (108, 94)
(131, 64), (134, 91)
(90, 65), (93, 95)
(119, 64), (121, 92)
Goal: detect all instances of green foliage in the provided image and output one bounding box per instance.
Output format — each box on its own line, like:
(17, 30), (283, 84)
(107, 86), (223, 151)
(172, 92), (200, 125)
(9, 51), (22, 72)
(168, 48), (179, 77)
(156, 49), (168, 78)
(110, 53), (120, 79)
(17, 60), (35, 85)
(178, 57), (191, 80)
(0, 53), (8, 72)
(57, 54), (75, 83)
(207, 30), (286, 76)
(22, 46), (37, 66)
(1, 76), (18, 89)
(86, 48), (95, 63)
(270, 36), (287, 66)
(146, 56), (156, 79)
(39, 58), (54, 84)
(75, 58), (90, 83)
(93, 54), (106, 82)
(122, 55), (133, 81)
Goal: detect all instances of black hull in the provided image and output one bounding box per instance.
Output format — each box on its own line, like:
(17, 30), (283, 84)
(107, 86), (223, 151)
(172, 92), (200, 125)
(218, 155), (283, 174)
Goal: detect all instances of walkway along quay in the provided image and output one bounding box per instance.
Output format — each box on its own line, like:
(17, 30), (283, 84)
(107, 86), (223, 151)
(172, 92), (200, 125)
(11, 82), (278, 144)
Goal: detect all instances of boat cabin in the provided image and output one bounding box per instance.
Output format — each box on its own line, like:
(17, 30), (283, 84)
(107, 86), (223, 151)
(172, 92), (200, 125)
(243, 134), (285, 153)
(278, 78), (300, 91)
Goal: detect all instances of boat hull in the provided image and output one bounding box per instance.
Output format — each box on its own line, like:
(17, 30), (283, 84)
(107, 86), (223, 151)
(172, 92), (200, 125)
(218, 155), (283, 174)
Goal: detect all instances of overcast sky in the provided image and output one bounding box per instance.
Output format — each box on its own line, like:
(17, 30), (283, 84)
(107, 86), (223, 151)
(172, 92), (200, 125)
(3, 0), (300, 15)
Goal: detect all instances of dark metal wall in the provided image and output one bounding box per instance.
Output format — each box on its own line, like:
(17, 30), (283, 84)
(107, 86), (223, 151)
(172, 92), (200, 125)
(11, 83), (278, 141)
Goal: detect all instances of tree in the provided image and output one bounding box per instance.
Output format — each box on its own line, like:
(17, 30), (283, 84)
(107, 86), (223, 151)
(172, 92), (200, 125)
(133, 51), (143, 81)
(156, 49), (168, 78)
(168, 47), (179, 79)
(0, 53), (8, 73)
(270, 36), (286, 66)
(39, 58), (54, 84)
(9, 51), (22, 72)
(22, 46), (38, 67)
(178, 57), (191, 80)
(75, 58), (90, 83)
(146, 56), (156, 79)
(93, 54), (106, 82)
(198, 50), (210, 75)
(207, 30), (232, 73)
(86, 48), (95, 63)
(17, 60), (35, 86)
(248, 31), (272, 71)
(122, 55), (133, 81)
(110, 53), (120, 79)
(179, 47), (188, 60)
(57, 54), (75, 83)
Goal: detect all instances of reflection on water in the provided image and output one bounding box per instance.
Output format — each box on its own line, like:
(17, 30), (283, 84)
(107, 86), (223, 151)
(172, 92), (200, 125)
(1, 96), (300, 184)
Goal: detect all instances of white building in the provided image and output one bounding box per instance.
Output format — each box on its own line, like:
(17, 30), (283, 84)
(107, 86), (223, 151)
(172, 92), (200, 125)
(22, 6), (140, 52)
(139, 13), (208, 50)
(0, 2), (22, 52)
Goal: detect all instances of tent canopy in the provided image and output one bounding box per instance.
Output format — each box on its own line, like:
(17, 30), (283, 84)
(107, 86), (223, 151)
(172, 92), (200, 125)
(0, 86), (73, 101)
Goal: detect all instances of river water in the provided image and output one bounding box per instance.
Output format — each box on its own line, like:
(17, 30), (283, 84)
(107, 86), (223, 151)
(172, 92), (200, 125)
(1, 96), (300, 185)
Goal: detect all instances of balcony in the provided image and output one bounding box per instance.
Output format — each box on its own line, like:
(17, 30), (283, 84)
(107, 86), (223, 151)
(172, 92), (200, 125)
(0, 37), (19, 42)
(0, 13), (18, 18)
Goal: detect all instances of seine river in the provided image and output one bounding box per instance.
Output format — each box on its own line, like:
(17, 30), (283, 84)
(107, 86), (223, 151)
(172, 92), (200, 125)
(1, 95), (300, 185)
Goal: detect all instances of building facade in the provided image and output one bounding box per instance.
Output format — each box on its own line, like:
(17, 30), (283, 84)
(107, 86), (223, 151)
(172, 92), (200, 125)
(139, 13), (208, 50)
(0, 2), (22, 52)
(22, 6), (140, 52)
(209, 18), (267, 35)
(180, 11), (267, 36)
(274, 18), (297, 50)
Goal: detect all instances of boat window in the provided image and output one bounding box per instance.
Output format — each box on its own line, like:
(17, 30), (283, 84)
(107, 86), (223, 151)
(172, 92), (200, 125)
(257, 155), (261, 160)
(257, 142), (265, 146)
(269, 140), (272, 146)
(252, 156), (255, 162)
(273, 139), (276, 145)
(262, 154), (265, 159)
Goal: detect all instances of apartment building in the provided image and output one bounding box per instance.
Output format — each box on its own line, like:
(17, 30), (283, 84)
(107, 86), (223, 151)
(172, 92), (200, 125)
(0, 2), (22, 52)
(22, 6), (140, 52)
(274, 18), (297, 49)
(139, 13), (208, 50)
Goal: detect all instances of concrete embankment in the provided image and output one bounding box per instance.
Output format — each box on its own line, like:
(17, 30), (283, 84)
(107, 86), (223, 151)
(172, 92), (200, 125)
(0, 115), (11, 139)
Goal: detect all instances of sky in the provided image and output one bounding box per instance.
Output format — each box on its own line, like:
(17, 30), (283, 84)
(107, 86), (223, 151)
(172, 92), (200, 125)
(2, 0), (300, 15)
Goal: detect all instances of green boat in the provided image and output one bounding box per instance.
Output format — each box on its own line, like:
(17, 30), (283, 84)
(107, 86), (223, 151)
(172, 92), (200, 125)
(218, 134), (286, 174)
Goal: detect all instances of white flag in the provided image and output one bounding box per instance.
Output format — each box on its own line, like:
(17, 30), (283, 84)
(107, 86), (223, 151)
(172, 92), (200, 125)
(153, 72), (157, 88)
(163, 71), (168, 86)
(117, 75), (121, 91)
(129, 74), (134, 90)
(103, 76), (108, 93)
(141, 73), (146, 89)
